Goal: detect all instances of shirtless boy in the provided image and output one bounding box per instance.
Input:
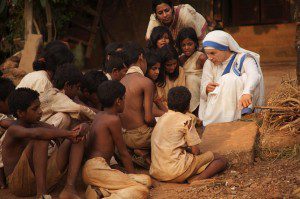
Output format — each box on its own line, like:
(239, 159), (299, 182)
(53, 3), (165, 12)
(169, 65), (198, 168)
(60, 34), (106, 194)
(0, 77), (15, 188)
(2, 88), (87, 199)
(120, 42), (156, 153)
(83, 80), (151, 199)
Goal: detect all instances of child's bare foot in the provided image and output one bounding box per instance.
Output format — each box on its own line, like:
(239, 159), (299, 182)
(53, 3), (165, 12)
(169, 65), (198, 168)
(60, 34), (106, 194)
(59, 186), (80, 199)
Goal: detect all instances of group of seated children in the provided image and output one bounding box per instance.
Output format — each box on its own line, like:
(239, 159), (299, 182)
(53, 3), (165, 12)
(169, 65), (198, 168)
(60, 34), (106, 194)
(0, 37), (228, 199)
(0, 21), (267, 199)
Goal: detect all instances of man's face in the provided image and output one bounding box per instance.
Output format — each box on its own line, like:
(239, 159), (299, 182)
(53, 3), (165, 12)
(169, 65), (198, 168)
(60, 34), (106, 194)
(20, 99), (42, 123)
(155, 3), (173, 25)
(204, 48), (228, 65)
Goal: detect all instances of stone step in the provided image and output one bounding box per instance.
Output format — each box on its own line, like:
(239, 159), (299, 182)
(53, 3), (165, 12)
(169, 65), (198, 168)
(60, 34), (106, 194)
(199, 121), (258, 165)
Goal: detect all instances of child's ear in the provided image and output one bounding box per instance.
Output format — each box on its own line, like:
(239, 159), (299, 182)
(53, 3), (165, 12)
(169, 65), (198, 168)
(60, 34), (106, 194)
(17, 110), (25, 118)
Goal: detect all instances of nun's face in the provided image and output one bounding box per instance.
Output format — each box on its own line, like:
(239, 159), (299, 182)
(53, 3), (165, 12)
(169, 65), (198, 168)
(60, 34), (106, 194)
(204, 48), (229, 65)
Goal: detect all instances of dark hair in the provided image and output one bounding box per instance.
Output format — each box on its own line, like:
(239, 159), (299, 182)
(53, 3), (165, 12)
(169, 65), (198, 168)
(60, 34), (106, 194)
(8, 88), (39, 118)
(152, 0), (173, 13)
(105, 42), (123, 57)
(53, 63), (83, 90)
(105, 55), (126, 73)
(33, 40), (74, 74)
(145, 50), (162, 81)
(167, 86), (191, 113)
(0, 77), (15, 102)
(81, 70), (108, 94)
(157, 44), (179, 87)
(176, 27), (199, 54)
(123, 41), (145, 66)
(147, 26), (174, 50)
(97, 80), (126, 108)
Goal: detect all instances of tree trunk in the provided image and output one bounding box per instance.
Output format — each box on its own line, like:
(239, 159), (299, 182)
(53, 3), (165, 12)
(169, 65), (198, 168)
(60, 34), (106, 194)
(45, 0), (53, 42)
(24, 0), (33, 40)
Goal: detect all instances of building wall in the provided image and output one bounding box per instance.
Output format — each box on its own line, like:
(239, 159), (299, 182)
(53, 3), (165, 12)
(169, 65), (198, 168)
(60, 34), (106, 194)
(225, 23), (297, 64)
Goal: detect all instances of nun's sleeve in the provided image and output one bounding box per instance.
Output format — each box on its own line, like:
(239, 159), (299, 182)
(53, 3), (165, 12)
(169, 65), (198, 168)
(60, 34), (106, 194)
(200, 61), (213, 101)
(242, 57), (261, 96)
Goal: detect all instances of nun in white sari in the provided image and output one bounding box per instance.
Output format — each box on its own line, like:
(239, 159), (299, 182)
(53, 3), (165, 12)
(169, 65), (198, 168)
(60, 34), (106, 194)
(199, 30), (264, 126)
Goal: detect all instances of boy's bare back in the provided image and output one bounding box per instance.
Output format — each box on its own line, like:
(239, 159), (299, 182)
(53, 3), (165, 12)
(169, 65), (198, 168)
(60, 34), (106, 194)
(88, 112), (123, 164)
(120, 73), (154, 130)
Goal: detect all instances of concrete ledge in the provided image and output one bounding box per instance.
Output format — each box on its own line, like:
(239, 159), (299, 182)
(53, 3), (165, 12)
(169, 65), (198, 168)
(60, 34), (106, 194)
(199, 121), (258, 165)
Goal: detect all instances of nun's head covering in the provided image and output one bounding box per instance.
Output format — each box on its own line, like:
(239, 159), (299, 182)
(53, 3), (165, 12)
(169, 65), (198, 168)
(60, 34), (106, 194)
(203, 30), (265, 107)
(203, 30), (254, 54)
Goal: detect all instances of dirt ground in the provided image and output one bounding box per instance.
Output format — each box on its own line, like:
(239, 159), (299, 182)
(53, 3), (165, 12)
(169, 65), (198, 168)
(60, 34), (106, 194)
(0, 63), (298, 199)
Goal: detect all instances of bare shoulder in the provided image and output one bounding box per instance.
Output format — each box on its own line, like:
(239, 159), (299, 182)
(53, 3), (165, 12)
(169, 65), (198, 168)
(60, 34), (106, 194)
(197, 52), (207, 68)
(141, 76), (154, 88)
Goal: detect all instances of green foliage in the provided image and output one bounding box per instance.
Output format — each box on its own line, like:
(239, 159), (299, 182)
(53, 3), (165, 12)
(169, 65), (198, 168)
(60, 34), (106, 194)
(0, 0), (86, 63)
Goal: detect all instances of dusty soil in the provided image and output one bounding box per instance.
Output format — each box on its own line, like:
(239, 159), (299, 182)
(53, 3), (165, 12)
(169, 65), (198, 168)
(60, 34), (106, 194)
(150, 158), (300, 199)
(0, 63), (298, 199)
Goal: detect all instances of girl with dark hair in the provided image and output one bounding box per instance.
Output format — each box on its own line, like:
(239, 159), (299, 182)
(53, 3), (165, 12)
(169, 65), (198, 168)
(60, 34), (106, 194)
(145, 51), (168, 116)
(17, 40), (74, 94)
(146, 0), (207, 47)
(177, 27), (207, 114)
(147, 26), (174, 50)
(156, 44), (185, 106)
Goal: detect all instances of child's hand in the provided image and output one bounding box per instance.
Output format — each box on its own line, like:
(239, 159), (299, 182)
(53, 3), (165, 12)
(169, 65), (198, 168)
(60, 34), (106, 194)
(72, 123), (90, 137)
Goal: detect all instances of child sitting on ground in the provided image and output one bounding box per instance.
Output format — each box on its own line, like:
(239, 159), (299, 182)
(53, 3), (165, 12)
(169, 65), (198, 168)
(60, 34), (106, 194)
(150, 86), (227, 184)
(145, 50), (168, 117)
(40, 63), (95, 129)
(156, 44), (186, 107)
(76, 70), (108, 111)
(0, 77), (15, 189)
(2, 88), (88, 199)
(83, 80), (151, 199)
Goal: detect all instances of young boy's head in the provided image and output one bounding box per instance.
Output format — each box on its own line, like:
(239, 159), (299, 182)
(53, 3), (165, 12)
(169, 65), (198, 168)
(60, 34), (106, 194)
(105, 42), (124, 61)
(123, 42), (147, 74)
(8, 88), (42, 123)
(105, 55), (127, 81)
(81, 70), (108, 107)
(0, 77), (16, 114)
(97, 80), (126, 113)
(167, 86), (191, 113)
(53, 63), (83, 99)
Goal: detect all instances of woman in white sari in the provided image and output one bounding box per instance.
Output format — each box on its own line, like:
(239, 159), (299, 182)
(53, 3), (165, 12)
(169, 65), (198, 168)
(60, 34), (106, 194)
(199, 30), (264, 126)
(146, 0), (207, 47)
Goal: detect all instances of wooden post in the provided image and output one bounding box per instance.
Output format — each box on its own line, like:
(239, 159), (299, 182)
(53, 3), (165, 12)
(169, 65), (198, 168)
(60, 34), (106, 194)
(24, 0), (33, 40)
